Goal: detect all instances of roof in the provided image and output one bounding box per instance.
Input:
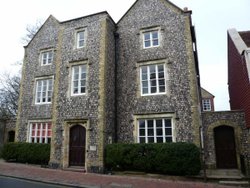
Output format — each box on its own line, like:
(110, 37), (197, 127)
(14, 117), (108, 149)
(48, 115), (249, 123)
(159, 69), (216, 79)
(239, 31), (250, 47)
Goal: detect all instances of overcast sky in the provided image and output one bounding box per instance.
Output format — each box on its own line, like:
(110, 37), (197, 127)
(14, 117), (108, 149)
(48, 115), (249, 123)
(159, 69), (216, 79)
(0, 0), (249, 111)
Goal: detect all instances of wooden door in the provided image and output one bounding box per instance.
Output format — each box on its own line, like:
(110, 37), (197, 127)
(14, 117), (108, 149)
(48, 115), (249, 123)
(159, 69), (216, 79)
(214, 126), (237, 169)
(69, 125), (86, 166)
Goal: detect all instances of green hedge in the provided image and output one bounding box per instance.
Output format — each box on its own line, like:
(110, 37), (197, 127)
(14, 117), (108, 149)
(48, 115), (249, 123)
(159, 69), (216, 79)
(105, 142), (201, 175)
(2, 142), (50, 165)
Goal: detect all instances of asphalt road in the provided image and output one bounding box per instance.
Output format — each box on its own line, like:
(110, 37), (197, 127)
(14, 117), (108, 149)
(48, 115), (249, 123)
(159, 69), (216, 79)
(0, 176), (73, 188)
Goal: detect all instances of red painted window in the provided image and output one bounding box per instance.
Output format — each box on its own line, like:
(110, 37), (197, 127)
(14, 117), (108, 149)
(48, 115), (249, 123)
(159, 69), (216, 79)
(30, 122), (52, 144)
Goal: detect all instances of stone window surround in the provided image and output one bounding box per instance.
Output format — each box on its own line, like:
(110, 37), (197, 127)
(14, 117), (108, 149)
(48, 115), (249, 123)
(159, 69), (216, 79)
(75, 27), (87, 49)
(140, 26), (161, 49)
(40, 48), (54, 66)
(33, 75), (54, 105)
(136, 59), (169, 97)
(133, 113), (176, 143)
(27, 119), (52, 144)
(67, 60), (89, 97)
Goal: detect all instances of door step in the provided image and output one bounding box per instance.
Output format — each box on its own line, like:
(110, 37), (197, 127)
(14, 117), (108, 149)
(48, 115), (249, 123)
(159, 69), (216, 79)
(203, 169), (245, 180)
(219, 180), (249, 187)
(64, 166), (86, 173)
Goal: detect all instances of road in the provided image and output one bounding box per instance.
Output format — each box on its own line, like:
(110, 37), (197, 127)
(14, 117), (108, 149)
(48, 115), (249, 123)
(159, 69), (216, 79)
(0, 176), (73, 188)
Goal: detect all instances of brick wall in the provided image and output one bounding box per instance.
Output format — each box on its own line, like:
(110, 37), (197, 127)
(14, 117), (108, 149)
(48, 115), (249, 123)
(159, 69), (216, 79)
(228, 34), (250, 128)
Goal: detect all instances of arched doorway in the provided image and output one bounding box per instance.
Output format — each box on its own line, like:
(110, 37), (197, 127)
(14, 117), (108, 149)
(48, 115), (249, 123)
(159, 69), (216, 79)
(214, 126), (237, 169)
(69, 125), (86, 166)
(8, 131), (15, 142)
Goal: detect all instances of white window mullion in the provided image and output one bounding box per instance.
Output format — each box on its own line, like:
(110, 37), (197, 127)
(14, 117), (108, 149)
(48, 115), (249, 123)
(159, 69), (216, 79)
(147, 66), (150, 94)
(150, 32), (153, 46)
(39, 123), (42, 143)
(46, 80), (49, 103)
(153, 119), (156, 143)
(171, 119), (175, 142)
(78, 66), (81, 94)
(163, 119), (166, 143)
(145, 120), (148, 143)
(29, 124), (32, 143)
(156, 65), (159, 93)
(34, 123), (37, 143)
(45, 123), (48, 144)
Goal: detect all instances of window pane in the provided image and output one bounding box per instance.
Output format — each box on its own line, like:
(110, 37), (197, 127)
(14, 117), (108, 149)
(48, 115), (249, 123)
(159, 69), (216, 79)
(152, 31), (158, 39)
(153, 39), (159, 46)
(144, 41), (150, 47)
(158, 79), (165, 86)
(158, 72), (164, 79)
(142, 88), (148, 94)
(151, 80), (156, 87)
(139, 137), (145, 143)
(141, 66), (147, 74)
(156, 119), (162, 127)
(79, 41), (84, 47)
(150, 65), (156, 73)
(139, 120), (145, 128)
(166, 137), (172, 142)
(151, 87), (156, 93)
(81, 80), (86, 87)
(144, 33), (150, 40)
(165, 119), (171, 127)
(157, 137), (163, 143)
(80, 87), (86, 93)
(147, 120), (153, 128)
(142, 81), (148, 88)
(148, 129), (154, 136)
(148, 137), (154, 143)
(165, 128), (172, 135)
(156, 129), (163, 136)
(159, 86), (165, 92)
(142, 74), (148, 81)
(139, 129), (145, 136)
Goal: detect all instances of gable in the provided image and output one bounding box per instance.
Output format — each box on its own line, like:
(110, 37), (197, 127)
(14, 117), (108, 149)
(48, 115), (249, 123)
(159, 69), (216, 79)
(25, 15), (60, 48)
(117, 0), (185, 26)
(201, 88), (214, 99)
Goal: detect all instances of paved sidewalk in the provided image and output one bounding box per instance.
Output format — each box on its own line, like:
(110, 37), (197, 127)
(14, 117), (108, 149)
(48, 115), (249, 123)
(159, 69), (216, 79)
(0, 160), (234, 188)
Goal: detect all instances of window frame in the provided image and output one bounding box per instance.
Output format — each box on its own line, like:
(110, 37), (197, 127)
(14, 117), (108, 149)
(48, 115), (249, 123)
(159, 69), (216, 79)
(76, 29), (86, 49)
(28, 121), (52, 144)
(40, 50), (54, 66)
(138, 118), (174, 143)
(202, 99), (212, 111)
(34, 76), (54, 105)
(140, 63), (167, 96)
(141, 27), (161, 49)
(71, 63), (88, 96)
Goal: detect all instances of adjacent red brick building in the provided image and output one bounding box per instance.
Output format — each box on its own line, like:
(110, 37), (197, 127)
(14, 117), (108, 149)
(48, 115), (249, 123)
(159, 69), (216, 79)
(228, 29), (250, 128)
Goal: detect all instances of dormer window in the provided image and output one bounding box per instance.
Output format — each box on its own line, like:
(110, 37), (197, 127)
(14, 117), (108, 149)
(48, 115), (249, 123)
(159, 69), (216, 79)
(143, 29), (160, 48)
(41, 50), (53, 66)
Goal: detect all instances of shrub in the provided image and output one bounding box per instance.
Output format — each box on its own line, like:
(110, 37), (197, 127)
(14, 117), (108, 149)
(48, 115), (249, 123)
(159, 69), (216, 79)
(105, 142), (201, 176)
(2, 142), (50, 165)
